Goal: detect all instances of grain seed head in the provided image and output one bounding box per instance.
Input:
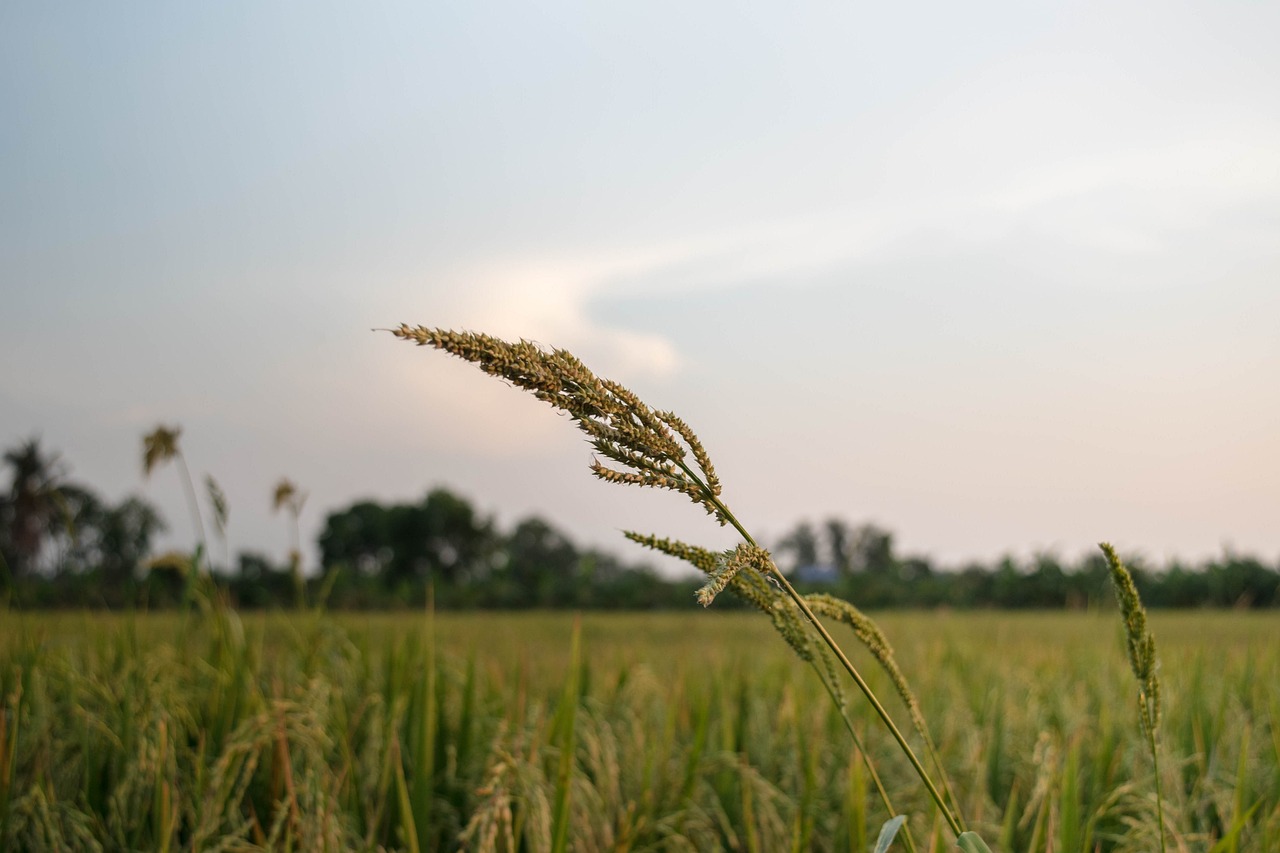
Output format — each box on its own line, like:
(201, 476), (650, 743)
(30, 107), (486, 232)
(806, 593), (926, 737)
(390, 325), (726, 522)
(695, 543), (772, 608)
(1099, 542), (1162, 736)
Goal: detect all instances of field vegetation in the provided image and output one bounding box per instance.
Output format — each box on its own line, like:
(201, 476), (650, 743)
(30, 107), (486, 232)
(2, 608), (1276, 851)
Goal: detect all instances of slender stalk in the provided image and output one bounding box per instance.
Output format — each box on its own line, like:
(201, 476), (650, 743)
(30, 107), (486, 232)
(920, 722), (964, 833)
(679, 460), (966, 839)
(816, 673), (918, 853)
(773, 558), (964, 838)
(1149, 718), (1167, 853)
(175, 451), (208, 569)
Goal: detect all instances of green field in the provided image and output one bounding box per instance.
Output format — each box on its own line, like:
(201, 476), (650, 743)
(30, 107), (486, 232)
(2, 608), (1277, 851)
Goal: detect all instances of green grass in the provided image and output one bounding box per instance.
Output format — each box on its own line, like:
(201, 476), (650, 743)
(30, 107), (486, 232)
(1, 608), (1277, 851)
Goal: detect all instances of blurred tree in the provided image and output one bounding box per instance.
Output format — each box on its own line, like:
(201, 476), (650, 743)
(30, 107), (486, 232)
(850, 523), (897, 577)
(825, 518), (853, 576)
(94, 497), (167, 586)
(417, 487), (496, 585)
(900, 556), (934, 583)
(1, 437), (68, 577)
(319, 488), (497, 590)
(503, 515), (579, 605)
(1029, 553), (1069, 608)
(229, 551), (296, 607)
(776, 521), (820, 574)
(319, 500), (391, 576)
(41, 482), (106, 577)
(49, 490), (167, 586)
(1206, 553), (1279, 608)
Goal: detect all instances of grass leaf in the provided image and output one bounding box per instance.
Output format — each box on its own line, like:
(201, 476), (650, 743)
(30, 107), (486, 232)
(955, 831), (995, 852)
(873, 815), (907, 853)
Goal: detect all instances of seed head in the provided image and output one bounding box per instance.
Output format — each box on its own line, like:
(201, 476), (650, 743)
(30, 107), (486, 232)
(390, 325), (726, 521)
(1099, 542), (1162, 737)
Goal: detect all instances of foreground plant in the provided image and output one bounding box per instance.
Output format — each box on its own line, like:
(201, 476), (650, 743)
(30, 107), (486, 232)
(387, 324), (986, 847)
(1099, 542), (1166, 853)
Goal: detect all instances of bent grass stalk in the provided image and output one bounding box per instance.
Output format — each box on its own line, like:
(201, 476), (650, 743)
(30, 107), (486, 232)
(386, 324), (972, 842)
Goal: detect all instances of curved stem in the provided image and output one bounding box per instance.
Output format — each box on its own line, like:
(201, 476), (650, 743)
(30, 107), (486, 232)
(678, 460), (966, 839)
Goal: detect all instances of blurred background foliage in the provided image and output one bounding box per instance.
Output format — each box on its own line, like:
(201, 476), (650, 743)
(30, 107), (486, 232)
(2, 437), (1276, 610)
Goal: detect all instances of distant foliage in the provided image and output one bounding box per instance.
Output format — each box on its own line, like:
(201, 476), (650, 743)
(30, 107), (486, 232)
(3, 443), (1277, 610)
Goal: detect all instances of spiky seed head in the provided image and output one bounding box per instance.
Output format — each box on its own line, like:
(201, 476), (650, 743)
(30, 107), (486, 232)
(806, 592), (927, 736)
(694, 544), (770, 607)
(205, 475), (228, 531)
(624, 531), (778, 612)
(142, 425), (182, 478)
(389, 325), (727, 520)
(1099, 542), (1162, 736)
(273, 478), (307, 515)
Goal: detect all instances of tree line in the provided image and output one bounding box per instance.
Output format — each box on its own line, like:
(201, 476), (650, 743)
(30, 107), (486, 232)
(2, 436), (1277, 609)
(773, 518), (1279, 610)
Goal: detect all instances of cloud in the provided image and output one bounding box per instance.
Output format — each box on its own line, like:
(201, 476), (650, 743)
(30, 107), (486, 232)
(421, 251), (684, 380)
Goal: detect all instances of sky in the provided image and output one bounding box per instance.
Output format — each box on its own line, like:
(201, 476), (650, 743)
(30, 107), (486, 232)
(2, 1), (1278, 577)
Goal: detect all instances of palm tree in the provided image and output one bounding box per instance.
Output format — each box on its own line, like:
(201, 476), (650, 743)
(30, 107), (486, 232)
(142, 425), (207, 560)
(1, 437), (66, 577)
(273, 477), (307, 606)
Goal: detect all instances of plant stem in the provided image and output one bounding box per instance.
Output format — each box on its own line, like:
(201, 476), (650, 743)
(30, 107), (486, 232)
(816, 674), (919, 853)
(175, 450), (208, 570)
(1149, 717), (1166, 853)
(680, 461), (966, 839)
(771, 557), (964, 838)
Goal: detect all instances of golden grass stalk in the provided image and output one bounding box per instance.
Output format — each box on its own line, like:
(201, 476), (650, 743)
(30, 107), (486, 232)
(387, 324), (969, 840)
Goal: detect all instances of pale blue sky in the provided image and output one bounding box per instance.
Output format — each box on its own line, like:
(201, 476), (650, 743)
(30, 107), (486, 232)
(3, 1), (1278, 573)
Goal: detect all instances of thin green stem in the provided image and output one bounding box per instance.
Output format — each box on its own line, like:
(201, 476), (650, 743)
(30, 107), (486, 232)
(678, 461), (966, 839)
(815, 672), (918, 853)
(920, 724), (964, 834)
(1149, 719), (1166, 853)
(770, 557), (964, 838)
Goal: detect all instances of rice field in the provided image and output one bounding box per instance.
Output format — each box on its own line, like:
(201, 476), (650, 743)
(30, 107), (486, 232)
(1, 607), (1277, 851)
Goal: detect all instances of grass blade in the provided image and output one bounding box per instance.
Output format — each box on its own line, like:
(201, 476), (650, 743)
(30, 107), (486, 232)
(956, 831), (995, 852)
(873, 815), (906, 853)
